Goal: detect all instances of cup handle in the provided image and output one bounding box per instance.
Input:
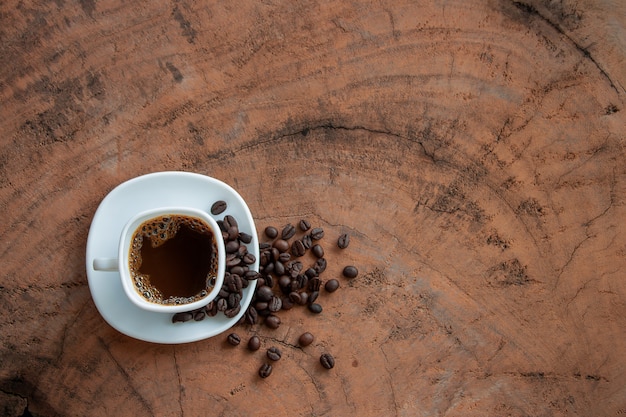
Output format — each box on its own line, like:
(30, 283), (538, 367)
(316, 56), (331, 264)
(93, 258), (119, 271)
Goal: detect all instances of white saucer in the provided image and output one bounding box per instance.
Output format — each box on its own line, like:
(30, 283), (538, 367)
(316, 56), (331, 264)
(85, 171), (259, 344)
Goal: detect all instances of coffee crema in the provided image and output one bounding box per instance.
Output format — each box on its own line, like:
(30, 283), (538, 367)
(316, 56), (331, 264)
(129, 215), (218, 305)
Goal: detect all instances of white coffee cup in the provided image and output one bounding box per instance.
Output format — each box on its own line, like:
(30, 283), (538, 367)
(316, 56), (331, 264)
(92, 207), (226, 313)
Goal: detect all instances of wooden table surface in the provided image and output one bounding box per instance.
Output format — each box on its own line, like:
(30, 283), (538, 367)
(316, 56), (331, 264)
(2, 1), (625, 416)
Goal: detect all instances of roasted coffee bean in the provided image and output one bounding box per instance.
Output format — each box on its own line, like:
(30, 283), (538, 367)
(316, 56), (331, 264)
(311, 244), (324, 258)
(255, 301), (269, 311)
(301, 234), (312, 249)
(291, 239), (306, 257)
(225, 240), (240, 253)
(337, 233), (350, 249)
(281, 224), (296, 240)
(314, 258), (327, 274)
(256, 285), (274, 301)
(238, 232), (253, 244)
(228, 292), (242, 308)
(320, 353), (335, 369)
(281, 296), (294, 310)
(217, 298), (228, 311)
(248, 335), (261, 351)
(207, 301), (218, 317)
(298, 332), (314, 347)
(278, 252), (291, 263)
(230, 265), (245, 276)
(172, 312), (193, 323)
(305, 268), (318, 279)
(274, 261), (285, 276)
(342, 266), (359, 278)
(325, 278), (340, 292)
(224, 304), (241, 318)
(217, 220), (227, 232)
(268, 296), (282, 312)
(288, 291), (302, 304)
(273, 239), (290, 252)
(263, 274), (274, 288)
(298, 219), (311, 231)
(266, 346), (282, 361)
(245, 270), (262, 281)
(308, 290), (319, 305)
(310, 227), (324, 240)
(211, 200), (227, 215)
(245, 306), (259, 324)
(243, 253), (256, 265)
(265, 314), (281, 329)
(278, 275), (291, 288)
(296, 274), (309, 290)
(226, 254), (242, 267)
(308, 277), (321, 291)
(270, 247), (281, 262)
(259, 363), (272, 378)
(264, 226), (278, 239)
(193, 310), (206, 321)
(227, 333), (241, 346)
(259, 242), (272, 250)
(223, 215), (238, 229)
(298, 292), (309, 305)
(227, 225), (239, 241)
(308, 303), (322, 314)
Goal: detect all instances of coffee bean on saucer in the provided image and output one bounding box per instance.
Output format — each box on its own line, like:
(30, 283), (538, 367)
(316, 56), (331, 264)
(337, 233), (350, 249)
(298, 332), (314, 347)
(267, 346), (282, 361)
(320, 353), (335, 369)
(172, 312), (193, 323)
(342, 266), (358, 278)
(259, 363), (273, 378)
(211, 200), (227, 215)
(227, 333), (241, 346)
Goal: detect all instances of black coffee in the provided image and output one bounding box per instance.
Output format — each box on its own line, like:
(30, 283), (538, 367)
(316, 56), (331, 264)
(129, 215), (218, 305)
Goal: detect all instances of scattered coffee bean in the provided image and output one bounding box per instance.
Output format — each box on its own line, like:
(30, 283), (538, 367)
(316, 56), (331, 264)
(310, 227), (324, 240)
(265, 314), (281, 329)
(273, 239), (290, 252)
(223, 215), (238, 229)
(281, 224), (296, 240)
(312, 244), (324, 258)
(308, 303), (322, 314)
(291, 239), (306, 257)
(320, 353), (335, 369)
(227, 333), (241, 346)
(248, 335), (261, 351)
(298, 332), (314, 347)
(211, 200), (227, 215)
(342, 266), (358, 278)
(301, 234), (312, 249)
(265, 226), (278, 239)
(337, 233), (350, 249)
(259, 363), (272, 378)
(324, 279), (340, 293)
(267, 346), (282, 361)
(298, 219), (311, 231)
(314, 258), (327, 274)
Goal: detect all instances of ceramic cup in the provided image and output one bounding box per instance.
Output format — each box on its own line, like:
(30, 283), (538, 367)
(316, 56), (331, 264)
(92, 207), (225, 313)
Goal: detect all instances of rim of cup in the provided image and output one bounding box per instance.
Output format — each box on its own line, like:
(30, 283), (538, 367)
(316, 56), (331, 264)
(118, 207), (226, 313)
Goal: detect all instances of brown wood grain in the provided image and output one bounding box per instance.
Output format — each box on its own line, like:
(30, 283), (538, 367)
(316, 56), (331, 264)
(1, 0), (625, 416)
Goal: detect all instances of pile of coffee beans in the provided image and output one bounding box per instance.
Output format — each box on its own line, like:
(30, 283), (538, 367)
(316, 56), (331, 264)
(173, 199), (359, 378)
